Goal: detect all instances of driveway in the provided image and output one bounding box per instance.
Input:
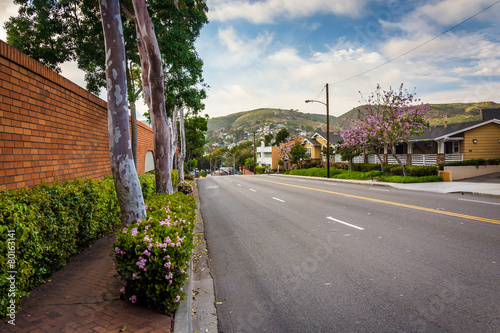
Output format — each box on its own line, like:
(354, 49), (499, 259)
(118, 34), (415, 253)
(461, 172), (500, 183)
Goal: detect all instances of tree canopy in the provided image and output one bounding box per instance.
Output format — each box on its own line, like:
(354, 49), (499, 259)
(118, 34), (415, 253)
(341, 84), (428, 176)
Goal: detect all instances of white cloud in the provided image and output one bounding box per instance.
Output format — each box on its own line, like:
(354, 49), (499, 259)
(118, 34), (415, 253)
(214, 26), (273, 68)
(207, 0), (369, 24)
(0, 2), (19, 41)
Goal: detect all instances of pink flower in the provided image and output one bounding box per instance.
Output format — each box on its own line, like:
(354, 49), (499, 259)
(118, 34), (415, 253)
(132, 272), (139, 280)
(120, 287), (125, 294)
(129, 295), (137, 303)
(175, 295), (181, 302)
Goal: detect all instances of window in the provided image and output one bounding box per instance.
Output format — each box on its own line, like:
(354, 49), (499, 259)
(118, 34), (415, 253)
(445, 141), (460, 154)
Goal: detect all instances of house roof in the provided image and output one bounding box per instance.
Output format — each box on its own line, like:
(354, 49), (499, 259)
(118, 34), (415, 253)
(409, 119), (500, 141)
(312, 132), (343, 144)
(481, 108), (500, 121)
(302, 138), (322, 147)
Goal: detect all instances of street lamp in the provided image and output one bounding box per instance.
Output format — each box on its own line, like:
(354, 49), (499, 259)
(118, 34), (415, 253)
(305, 83), (330, 178)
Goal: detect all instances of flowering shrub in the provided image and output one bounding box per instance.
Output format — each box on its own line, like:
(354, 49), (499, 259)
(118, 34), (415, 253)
(113, 192), (196, 314)
(177, 181), (194, 196)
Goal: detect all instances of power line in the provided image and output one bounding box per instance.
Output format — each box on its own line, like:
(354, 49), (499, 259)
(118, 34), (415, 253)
(332, 0), (500, 85)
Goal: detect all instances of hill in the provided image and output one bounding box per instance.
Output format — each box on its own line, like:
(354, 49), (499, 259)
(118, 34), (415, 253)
(207, 102), (500, 145)
(207, 108), (336, 135)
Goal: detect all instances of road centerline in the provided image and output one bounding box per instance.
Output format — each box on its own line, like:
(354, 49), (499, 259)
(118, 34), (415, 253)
(272, 197), (285, 203)
(243, 176), (500, 226)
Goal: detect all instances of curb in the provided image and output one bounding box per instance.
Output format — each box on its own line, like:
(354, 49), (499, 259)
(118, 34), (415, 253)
(174, 256), (193, 333)
(174, 179), (217, 333)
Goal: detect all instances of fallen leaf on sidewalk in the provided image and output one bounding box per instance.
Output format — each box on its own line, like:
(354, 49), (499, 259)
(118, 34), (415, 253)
(120, 324), (127, 332)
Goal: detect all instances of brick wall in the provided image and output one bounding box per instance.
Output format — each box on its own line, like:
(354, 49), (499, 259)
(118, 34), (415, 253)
(0, 40), (154, 191)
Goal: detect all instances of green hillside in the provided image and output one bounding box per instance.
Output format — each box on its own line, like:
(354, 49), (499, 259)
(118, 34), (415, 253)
(207, 108), (336, 134)
(207, 102), (499, 144)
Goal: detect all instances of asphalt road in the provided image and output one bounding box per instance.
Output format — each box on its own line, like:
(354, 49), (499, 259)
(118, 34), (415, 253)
(198, 175), (500, 333)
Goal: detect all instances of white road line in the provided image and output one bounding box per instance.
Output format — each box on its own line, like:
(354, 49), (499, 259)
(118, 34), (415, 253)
(250, 189), (256, 192)
(237, 184), (242, 187)
(327, 217), (364, 230)
(458, 198), (500, 206)
(272, 197), (285, 203)
(369, 188), (390, 192)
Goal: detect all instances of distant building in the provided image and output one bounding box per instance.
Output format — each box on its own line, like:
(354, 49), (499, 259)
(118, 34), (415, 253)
(256, 141), (279, 170)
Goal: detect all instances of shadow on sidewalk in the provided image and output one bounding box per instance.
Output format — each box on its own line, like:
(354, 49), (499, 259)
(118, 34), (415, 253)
(1, 234), (173, 333)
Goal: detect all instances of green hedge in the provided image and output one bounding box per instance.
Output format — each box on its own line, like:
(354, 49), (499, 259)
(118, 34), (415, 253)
(0, 178), (121, 317)
(389, 165), (438, 177)
(113, 192), (196, 314)
(286, 167), (342, 177)
(0, 170), (180, 317)
(440, 158), (500, 167)
(378, 175), (443, 183)
(332, 170), (382, 180)
(255, 166), (266, 174)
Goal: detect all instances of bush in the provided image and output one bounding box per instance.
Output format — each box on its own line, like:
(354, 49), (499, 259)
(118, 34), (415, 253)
(389, 165), (438, 177)
(378, 175), (443, 183)
(184, 174), (195, 181)
(171, 170), (179, 189)
(255, 166), (266, 174)
(302, 161), (321, 169)
(177, 181), (194, 196)
(286, 167), (342, 177)
(196, 171), (208, 178)
(332, 170), (382, 180)
(441, 158), (499, 167)
(0, 178), (121, 317)
(139, 173), (156, 201)
(351, 163), (384, 172)
(113, 193), (196, 314)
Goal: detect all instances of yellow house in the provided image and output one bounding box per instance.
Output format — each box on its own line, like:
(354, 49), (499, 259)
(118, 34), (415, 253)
(406, 109), (500, 165)
(302, 132), (342, 163)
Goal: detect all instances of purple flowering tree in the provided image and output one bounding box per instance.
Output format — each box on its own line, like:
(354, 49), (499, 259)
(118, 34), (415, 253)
(342, 84), (428, 176)
(278, 135), (303, 167)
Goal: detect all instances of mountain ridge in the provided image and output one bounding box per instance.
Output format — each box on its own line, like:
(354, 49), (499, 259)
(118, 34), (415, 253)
(207, 102), (500, 142)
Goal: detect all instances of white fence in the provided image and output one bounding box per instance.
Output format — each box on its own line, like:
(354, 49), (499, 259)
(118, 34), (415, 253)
(332, 153), (463, 166)
(411, 154), (436, 166)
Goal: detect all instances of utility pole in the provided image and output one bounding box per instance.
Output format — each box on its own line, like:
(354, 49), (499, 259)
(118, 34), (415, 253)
(253, 131), (256, 173)
(326, 83), (330, 178)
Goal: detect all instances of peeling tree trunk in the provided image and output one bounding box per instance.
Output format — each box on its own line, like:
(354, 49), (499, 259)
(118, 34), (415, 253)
(130, 101), (138, 168)
(169, 106), (178, 177)
(125, 61), (138, 169)
(99, 0), (146, 225)
(133, 0), (173, 194)
(178, 106), (186, 183)
(391, 144), (406, 177)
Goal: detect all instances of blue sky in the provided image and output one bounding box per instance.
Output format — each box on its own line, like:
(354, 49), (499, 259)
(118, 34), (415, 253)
(196, 0), (500, 118)
(1, 0), (499, 119)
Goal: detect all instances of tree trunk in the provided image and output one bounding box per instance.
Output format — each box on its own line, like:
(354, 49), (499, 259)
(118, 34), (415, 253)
(133, 0), (173, 194)
(178, 106), (186, 182)
(169, 106), (179, 180)
(99, 0), (146, 225)
(125, 61), (138, 169)
(391, 144), (406, 176)
(130, 101), (138, 168)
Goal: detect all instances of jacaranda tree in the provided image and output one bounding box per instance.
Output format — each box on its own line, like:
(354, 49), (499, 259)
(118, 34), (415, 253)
(341, 84), (428, 176)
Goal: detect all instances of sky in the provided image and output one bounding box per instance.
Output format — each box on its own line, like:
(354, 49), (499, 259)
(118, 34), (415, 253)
(1, 0), (500, 120)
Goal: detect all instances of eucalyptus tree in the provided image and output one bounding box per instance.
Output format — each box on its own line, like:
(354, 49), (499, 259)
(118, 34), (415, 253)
(98, 0), (146, 224)
(6, 0), (208, 193)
